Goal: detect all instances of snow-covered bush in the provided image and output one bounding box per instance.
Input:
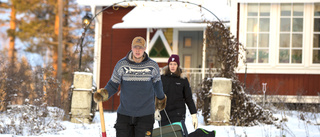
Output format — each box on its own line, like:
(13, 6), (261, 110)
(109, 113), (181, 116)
(0, 103), (65, 135)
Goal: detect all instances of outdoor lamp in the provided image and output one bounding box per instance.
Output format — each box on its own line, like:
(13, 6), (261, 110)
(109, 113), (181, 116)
(78, 12), (92, 70)
(82, 13), (92, 26)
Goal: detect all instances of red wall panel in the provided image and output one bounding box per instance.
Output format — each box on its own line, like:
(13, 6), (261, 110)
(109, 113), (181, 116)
(237, 73), (320, 96)
(100, 7), (150, 110)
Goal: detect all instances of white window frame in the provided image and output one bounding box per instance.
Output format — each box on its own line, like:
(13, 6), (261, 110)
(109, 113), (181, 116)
(312, 3), (320, 65)
(245, 3), (271, 64)
(278, 3), (304, 65)
(237, 3), (320, 74)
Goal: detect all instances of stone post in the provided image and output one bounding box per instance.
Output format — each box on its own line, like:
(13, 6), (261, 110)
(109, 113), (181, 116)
(70, 72), (93, 123)
(210, 77), (232, 125)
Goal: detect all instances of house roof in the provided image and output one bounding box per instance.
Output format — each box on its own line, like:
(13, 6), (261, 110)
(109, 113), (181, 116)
(77, 0), (205, 7)
(112, 2), (210, 29)
(76, 0), (231, 29)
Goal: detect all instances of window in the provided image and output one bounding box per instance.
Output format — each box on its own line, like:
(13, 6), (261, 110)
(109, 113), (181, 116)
(313, 4), (320, 64)
(239, 3), (320, 73)
(184, 37), (192, 47)
(246, 3), (270, 63)
(279, 3), (304, 64)
(149, 37), (170, 57)
(184, 55), (191, 69)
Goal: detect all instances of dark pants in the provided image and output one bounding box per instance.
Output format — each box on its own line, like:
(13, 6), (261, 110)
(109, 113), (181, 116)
(114, 113), (154, 137)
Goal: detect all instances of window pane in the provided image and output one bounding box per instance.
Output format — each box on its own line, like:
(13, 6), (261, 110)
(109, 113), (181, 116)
(259, 18), (270, 32)
(280, 34), (290, 47)
(260, 4), (270, 16)
(149, 37), (169, 57)
(281, 4), (291, 16)
(292, 50), (302, 63)
(247, 18), (258, 32)
(280, 18), (291, 32)
(314, 19), (320, 32)
(292, 34), (302, 48)
(184, 55), (191, 68)
(258, 49), (269, 63)
(313, 50), (320, 63)
(279, 49), (289, 63)
(246, 49), (257, 63)
(315, 4), (320, 16)
(314, 34), (320, 48)
(292, 18), (303, 32)
(247, 33), (257, 47)
(293, 4), (304, 16)
(184, 37), (192, 47)
(259, 34), (269, 47)
(248, 3), (258, 16)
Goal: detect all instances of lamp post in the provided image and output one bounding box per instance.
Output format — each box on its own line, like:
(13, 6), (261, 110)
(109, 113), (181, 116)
(78, 12), (92, 71)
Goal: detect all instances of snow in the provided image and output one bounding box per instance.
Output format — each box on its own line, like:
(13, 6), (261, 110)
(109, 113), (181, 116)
(2, 108), (320, 137)
(112, 2), (208, 29)
(74, 72), (93, 75)
(76, 0), (231, 29)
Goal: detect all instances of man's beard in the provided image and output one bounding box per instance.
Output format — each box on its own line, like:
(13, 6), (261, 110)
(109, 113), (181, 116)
(134, 56), (142, 60)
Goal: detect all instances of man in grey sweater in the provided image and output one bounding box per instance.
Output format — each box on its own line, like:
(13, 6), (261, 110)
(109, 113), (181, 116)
(93, 36), (167, 137)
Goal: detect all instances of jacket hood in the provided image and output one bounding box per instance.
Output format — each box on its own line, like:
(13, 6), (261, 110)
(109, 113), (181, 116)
(161, 65), (187, 78)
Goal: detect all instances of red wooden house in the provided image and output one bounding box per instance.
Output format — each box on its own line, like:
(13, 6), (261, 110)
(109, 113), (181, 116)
(77, 0), (320, 111)
(77, 0), (225, 110)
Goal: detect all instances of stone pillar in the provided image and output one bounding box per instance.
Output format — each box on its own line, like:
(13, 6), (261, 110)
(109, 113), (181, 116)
(210, 77), (232, 125)
(70, 72), (93, 124)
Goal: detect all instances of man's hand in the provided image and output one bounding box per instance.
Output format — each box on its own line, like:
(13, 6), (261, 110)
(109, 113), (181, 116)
(93, 88), (109, 103)
(191, 114), (198, 129)
(154, 109), (161, 121)
(155, 95), (167, 111)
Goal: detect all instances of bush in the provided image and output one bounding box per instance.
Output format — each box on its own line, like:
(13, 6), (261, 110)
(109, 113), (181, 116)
(196, 21), (278, 126)
(0, 102), (65, 135)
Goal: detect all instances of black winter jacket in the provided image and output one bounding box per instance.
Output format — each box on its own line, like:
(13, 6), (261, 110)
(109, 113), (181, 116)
(160, 66), (197, 126)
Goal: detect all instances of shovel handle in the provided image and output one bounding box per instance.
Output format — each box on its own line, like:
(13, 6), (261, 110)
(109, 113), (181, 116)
(99, 102), (106, 137)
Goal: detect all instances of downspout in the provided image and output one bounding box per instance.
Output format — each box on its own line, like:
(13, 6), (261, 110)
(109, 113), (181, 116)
(146, 28), (150, 54)
(91, 5), (100, 89)
(202, 27), (207, 79)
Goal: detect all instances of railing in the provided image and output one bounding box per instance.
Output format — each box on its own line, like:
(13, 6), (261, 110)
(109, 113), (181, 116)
(183, 68), (220, 92)
(159, 68), (220, 92)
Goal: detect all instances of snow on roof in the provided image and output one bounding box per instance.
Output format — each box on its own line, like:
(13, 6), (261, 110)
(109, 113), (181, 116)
(113, 2), (211, 29)
(76, 0), (231, 28)
(76, 0), (205, 6)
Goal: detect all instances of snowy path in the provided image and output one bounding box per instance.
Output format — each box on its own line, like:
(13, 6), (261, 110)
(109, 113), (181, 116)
(4, 110), (320, 137)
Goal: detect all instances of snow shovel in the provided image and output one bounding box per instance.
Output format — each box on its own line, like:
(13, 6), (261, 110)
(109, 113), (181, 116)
(98, 101), (107, 137)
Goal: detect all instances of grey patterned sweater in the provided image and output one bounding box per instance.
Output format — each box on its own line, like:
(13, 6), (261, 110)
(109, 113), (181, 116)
(104, 50), (165, 117)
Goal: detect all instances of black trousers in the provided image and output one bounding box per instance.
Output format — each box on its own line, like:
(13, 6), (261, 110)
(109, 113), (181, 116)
(114, 113), (155, 137)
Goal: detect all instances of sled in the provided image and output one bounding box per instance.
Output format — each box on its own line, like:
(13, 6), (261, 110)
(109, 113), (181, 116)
(152, 124), (184, 137)
(152, 109), (215, 137)
(188, 128), (216, 137)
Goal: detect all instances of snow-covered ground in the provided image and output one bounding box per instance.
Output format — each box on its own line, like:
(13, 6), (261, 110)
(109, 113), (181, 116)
(2, 109), (320, 137)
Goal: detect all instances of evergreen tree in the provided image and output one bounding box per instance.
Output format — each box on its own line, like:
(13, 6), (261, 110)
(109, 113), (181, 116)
(4, 0), (94, 115)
